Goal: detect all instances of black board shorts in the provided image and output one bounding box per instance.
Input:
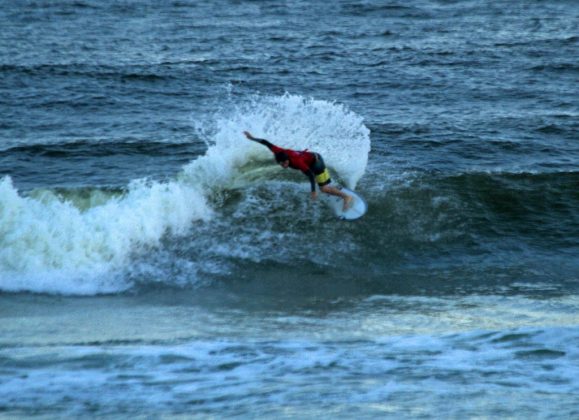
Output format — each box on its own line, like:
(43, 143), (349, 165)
(312, 153), (331, 186)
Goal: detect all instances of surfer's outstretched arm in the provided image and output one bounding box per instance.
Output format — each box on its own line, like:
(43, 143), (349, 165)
(243, 131), (276, 151)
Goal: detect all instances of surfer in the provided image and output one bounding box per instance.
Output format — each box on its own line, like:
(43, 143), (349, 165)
(243, 131), (353, 211)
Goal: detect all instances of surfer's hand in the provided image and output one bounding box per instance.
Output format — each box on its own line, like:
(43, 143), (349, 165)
(311, 191), (318, 201)
(243, 131), (254, 140)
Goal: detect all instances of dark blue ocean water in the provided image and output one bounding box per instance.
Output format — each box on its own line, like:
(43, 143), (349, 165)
(1, 0), (578, 417)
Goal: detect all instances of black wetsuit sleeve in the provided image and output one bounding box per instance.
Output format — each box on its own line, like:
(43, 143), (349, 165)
(249, 137), (276, 152)
(304, 169), (316, 192)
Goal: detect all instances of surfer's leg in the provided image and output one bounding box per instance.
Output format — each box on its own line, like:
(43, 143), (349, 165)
(320, 185), (353, 211)
(314, 164), (354, 211)
(312, 158), (353, 211)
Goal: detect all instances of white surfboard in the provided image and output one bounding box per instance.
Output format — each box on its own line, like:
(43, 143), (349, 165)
(325, 187), (367, 220)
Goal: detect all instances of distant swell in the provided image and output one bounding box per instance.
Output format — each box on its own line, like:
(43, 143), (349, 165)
(0, 140), (200, 158)
(0, 63), (178, 82)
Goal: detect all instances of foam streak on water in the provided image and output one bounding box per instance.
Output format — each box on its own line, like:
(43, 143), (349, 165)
(2, 328), (578, 418)
(1, 292), (578, 418)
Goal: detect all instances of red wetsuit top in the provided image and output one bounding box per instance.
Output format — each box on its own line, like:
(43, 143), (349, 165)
(251, 137), (318, 192)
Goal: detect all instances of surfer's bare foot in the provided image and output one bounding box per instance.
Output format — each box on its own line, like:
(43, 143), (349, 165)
(343, 195), (353, 211)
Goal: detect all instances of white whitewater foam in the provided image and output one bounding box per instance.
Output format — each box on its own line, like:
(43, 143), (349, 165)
(0, 177), (212, 294)
(0, 94), (371, 295)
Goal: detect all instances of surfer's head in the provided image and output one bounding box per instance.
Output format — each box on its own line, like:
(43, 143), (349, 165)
(275, 151), (290, 168)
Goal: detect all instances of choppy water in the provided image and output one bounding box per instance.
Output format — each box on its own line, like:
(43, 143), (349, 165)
(1, 0), (578, 417)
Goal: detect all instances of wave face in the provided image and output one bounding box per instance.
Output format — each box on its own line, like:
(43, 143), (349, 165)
(0, 94), (371, 295)
(2, 92), (577, 297)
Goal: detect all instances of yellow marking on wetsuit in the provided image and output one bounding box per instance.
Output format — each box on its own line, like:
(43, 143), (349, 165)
(315, 169), (331, 185)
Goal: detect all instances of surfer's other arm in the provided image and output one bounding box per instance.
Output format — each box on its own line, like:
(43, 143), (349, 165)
(303, 169), (317, 195)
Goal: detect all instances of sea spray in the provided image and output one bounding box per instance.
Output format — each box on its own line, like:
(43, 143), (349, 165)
(184, 93), (371, 189)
